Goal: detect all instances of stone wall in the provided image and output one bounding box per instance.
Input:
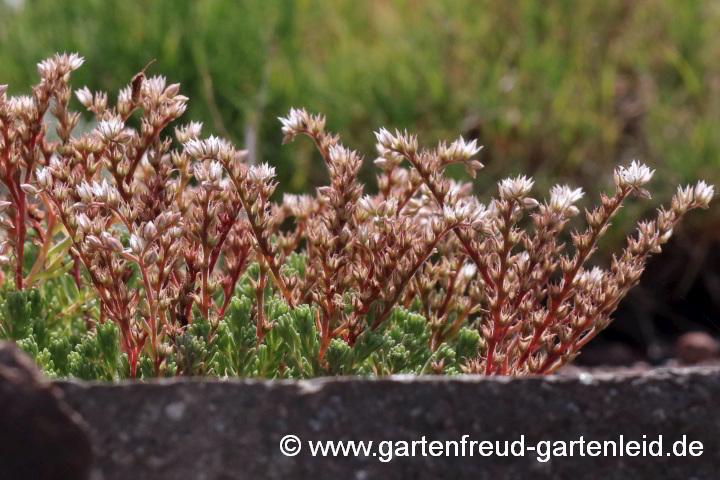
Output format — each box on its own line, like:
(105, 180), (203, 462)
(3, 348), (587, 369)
(2, 343), (718, 479)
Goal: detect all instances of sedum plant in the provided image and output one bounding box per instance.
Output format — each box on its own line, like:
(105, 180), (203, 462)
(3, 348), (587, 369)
(0, 54), (714, 379)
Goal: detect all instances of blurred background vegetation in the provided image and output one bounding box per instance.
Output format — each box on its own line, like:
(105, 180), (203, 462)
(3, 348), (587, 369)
(1, 0), (719, 363)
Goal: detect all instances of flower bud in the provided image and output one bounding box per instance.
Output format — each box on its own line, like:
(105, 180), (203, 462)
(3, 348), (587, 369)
(20, 184), (39, 195)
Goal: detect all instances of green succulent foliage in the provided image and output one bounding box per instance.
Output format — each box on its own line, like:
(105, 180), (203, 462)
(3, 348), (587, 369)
(1, 255), (481, 380)
(67, 322), (127, 381)
(0, 286), (46, 342)
(214, 295), (257, 376)
(0, 278), (114, 379)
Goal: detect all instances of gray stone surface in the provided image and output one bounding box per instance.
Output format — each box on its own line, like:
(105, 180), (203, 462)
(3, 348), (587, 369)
(55, 368), (720, 480)
(0, 343), (91, 480)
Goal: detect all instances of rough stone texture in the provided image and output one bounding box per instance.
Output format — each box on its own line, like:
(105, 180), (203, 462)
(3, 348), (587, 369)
(0, 342), (92, 480)
(56, 367), (720, 480)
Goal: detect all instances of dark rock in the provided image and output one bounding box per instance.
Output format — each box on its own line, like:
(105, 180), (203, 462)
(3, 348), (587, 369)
(675, 331), (718, 365)
(0, 342), (92, 480)
(56, 367), (720, 480)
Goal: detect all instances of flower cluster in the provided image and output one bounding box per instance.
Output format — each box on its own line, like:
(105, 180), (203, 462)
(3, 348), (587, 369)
(0, 55), (714, 378)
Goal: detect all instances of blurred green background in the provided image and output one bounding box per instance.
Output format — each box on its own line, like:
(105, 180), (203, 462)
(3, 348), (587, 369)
(1, 0), (719, 360)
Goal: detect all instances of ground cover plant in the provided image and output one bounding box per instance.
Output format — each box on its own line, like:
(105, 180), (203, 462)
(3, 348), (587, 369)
(0, 54), (713, 379)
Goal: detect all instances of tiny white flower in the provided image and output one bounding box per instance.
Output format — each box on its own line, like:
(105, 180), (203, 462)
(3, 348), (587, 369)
(660, 228), (674, 243)
(184, 138), (204, 158)
(96, 118), (125, 142)
(145, 76), (167, 97)
(279, 108), (310, 138)
(460, 263), (477, 280)
(247, 163), (276, 183)
(118, 86), (132, 105)
(36, 59), (51, 78)
(209, 161), (224, 182)
(498, 175), (534, 200)
(440, 136), (483, 160)
(328, 145), (350, 165)
(175, 122), (203, 143)
(676, 184), (694, 204)
(615, 160), (655, 188)
(75, 87), (93, 107)
(581, 266), (605, 287)
(205, 136), (220, 157)
(67, 53), (84, 71)
(10, 96), (35, 115)
(105, 184), (121, 205)
(694, 180), (714, 207)
(550, 185), (584, 215)
(443, 204), (458, 224)
(358, 195), (377, 215)
(76, 182), (93, 203)
(374, 128), (395, 150)
(91, 180), (109, 199)
(36, 167), (52, 189)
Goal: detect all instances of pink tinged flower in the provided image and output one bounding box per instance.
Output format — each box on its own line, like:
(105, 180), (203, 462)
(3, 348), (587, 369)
(20, 184), (39, 195)
(164, 83), (181, 98)
(101, 232), (124, 253)
(86, 235), (103, 250)
(129, 234), (146, 254)
(75, 213), (91, 231)
(143, 221), (157, 239)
